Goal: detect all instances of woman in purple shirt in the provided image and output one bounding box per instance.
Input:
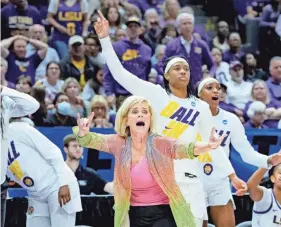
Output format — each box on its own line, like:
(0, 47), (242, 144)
(244, 79), (281, 128)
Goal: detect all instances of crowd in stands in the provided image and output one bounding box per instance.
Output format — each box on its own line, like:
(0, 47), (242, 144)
(1, 0), (281, 130)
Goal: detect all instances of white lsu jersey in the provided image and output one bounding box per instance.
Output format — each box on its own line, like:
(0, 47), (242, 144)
(212, 109), (268, 168)
(0, 86), (39, 184)
(252, 188), (281, 227)
(7, 122), (76, 198)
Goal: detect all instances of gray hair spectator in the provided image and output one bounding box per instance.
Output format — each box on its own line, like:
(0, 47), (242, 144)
(160, 12), (213, 89)
(267, 56), (281, 106)
(244, 79), (281, 128)
(26, 24), (60, 81)
(244, 101), (268, 129)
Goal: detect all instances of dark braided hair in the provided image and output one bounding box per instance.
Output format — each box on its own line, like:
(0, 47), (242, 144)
(163, 56), (194, 97)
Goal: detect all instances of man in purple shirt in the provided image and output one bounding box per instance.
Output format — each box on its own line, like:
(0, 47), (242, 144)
(1, 0), (42, 39)
(160, 13), (214, 90)
(222, 32), (245, 63)
(0, 35), (47, 84)
(103, 16), (152, 109)
(267, 56), (281, 106)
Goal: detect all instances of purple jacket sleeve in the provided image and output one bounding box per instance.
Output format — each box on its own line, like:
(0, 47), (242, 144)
(201, 41), (214, 69)
(103, 63), (115, 96)
(260, 6), (275, 27)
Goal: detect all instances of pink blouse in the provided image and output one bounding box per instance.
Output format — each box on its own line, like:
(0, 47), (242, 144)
(130, 156), (169, 206)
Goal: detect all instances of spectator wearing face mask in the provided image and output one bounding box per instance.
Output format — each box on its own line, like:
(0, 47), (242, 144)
(45, 92), (77, 126)
(59, 77), (88, 119)
(225, 61), (253, 110)
(244, 101), (269, 128)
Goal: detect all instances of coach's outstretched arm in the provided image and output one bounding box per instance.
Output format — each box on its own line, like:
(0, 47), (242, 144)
(94, 11), (162, 100)
(0, 85), (39, 117)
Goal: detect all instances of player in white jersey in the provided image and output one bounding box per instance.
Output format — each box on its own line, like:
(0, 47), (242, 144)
(248, 163), (281, 227)
(7, 120), (82, 227)
(197, 77), (281, 227)
(0, 85), (39, 227)
(93, 11), (247, 226)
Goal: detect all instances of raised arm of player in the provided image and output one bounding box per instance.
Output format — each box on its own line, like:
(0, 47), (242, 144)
(1, 86), (39, 118)
(231, 115), (281, 168)
(247, 168), (267, 202)
(95, 10), (164, 100)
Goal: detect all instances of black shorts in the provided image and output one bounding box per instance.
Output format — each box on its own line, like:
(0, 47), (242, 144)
(129, 204), (176, 227)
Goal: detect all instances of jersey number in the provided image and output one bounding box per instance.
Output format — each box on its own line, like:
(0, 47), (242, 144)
(8, 141), (24, 180)
(216, 130), (230, 147)
(67, 22), (76, 36)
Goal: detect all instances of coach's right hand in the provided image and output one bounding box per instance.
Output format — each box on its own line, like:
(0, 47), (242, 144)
(58, 185), (71, 207)
(77, 112), (95, 137)
(94, 10), (110, 39)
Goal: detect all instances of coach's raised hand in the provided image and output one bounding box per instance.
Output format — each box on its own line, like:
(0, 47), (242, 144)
(94, 10), (110, 39)
(77, 112), (95, 137)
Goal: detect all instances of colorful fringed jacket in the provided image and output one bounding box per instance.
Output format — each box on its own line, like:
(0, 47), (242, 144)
(73, 126), (197, 227)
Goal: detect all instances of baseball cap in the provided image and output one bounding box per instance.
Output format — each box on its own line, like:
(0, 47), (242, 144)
(125, 16), (141, 26)
(230, 60), (243, 69)
(68, 35), (84, 46)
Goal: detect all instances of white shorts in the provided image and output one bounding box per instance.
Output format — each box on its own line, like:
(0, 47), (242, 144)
(205, 178), (235, 209)
(177, 180), (208, 222)
(26, 181), (82, 226)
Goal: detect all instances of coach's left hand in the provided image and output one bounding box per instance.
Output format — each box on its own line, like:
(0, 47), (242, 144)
(58, 185), (71, 207)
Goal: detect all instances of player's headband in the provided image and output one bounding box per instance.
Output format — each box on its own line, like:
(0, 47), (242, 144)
(164, 57), (189, 74)
(197, 77), (219, 96)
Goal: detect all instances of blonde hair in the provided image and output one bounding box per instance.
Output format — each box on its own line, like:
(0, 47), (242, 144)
(89, 95), (109, 118)
(61, 77), (81, 93)
(251, 80), (270, 104)
(114, 96), (157, 137)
